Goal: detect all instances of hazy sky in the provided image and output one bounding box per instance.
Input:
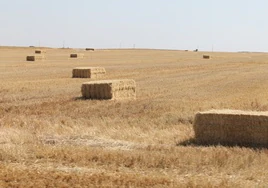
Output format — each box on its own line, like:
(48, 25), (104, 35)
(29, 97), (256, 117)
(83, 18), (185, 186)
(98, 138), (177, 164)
(1, 0), (267, 51)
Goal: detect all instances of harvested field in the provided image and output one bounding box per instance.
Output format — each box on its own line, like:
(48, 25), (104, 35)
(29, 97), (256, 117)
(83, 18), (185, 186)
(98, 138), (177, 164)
(1, 47), (268, 187)
(72, 67), (106, 78)
(81, 79), (136, 100)
(194, 110), (268, 147)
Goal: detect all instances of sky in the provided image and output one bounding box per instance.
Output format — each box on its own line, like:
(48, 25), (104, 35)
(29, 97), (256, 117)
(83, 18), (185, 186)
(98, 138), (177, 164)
(0, 0), (268, 52)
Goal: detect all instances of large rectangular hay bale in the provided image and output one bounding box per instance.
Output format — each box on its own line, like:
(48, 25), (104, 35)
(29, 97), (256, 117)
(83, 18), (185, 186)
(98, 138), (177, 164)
(85, 48), (94, 51)
(35, 49), (46, 54)
(72, 67), (106, 78)
(26, 55), (45, 61)
(203, 55), (210, 59)
(70, 53), (84, 58)
(81, 79), (136, 100)
(193, 110), (268, 146)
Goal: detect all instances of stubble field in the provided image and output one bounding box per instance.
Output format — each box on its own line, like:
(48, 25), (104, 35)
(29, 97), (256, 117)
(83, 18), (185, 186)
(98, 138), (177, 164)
(0, 47), (268, 187)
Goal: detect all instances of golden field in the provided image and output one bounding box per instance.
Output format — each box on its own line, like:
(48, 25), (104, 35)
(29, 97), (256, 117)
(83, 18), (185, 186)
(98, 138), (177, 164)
(0, 47), (268, 187)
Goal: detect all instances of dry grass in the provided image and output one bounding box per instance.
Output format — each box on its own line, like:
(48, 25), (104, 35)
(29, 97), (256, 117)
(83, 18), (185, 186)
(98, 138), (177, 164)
(1, 47), (268, 187)
(194, 110), (268, 147)
(81, 79), (136, 100)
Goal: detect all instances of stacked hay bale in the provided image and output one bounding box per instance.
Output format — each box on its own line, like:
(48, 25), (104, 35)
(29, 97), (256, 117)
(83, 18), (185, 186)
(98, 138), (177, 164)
(193, 110), (268, 146)
(26, 54), (45, 61)
(70, 53), (84, 58)
(203, 55), (210, 59)
(81, 79), (136, 100)
(72, 67), (106, 78)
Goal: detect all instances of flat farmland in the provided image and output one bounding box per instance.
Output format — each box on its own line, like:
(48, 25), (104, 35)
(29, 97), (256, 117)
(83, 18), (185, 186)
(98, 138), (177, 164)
(0, 47), (268, 187)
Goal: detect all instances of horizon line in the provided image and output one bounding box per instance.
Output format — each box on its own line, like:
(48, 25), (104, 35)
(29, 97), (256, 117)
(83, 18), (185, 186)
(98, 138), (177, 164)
(0, 45), (267, 53)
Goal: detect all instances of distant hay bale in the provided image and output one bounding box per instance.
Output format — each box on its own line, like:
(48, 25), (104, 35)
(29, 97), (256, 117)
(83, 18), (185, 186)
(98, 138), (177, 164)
(26, 55), (45, 61)
(85, 48), (95, 51)
(193, 110), (268, 146)
(203, 55), (210, 59)
(70, 53), (84, 58)
(81, 79), (136, 100)
(35, 49), (46, 54)
(72, 67), (106, 78)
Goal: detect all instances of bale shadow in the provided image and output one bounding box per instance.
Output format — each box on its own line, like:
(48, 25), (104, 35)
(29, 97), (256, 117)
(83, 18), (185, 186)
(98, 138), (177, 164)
(73, 96), (85, 101)
(73, 96), (111, 101)
(177, 138), (268, 150)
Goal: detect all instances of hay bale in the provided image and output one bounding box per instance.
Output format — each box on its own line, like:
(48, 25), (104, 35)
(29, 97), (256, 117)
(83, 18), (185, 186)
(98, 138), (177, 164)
(70, 53), (84, 58)
(72, 67), (106, 78)
(193, 110), (268, 146)
(35, 49), (46, 54)
(26, 55), (45, 61)
(203, 55), (210, 59)
(85, 48), (95, 51)
(81, 79), (136, 100)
